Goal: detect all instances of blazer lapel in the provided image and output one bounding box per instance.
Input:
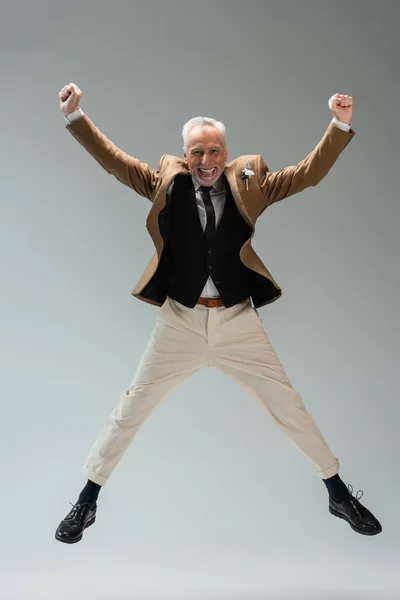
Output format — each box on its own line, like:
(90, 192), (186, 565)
(224, 163), (254, 229)
(146, 162), (189, 255)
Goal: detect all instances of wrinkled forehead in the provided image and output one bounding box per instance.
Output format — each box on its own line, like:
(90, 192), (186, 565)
(186, 125), (226, 149)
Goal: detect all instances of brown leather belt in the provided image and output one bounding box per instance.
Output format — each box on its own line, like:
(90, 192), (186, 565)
(196, 297), (247, 308)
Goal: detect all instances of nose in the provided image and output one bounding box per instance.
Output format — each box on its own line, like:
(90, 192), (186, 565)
(200, 155), (209, 165)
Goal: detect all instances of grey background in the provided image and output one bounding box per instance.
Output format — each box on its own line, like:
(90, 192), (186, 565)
(1, 0), (399, 598)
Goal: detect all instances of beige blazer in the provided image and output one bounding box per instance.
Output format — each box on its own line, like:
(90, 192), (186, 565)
(66, 115), (355, 307)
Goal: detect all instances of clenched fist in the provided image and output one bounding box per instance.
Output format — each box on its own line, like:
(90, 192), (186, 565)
(58, 83), (82, 117)
(329, 93), (353, 125)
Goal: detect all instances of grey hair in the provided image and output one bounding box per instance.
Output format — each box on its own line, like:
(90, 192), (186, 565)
(182, 116), (226, 151)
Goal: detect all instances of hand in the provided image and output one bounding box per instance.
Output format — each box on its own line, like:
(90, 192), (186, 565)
(58, 83), (82, 117)
(329, 93), (353, 125)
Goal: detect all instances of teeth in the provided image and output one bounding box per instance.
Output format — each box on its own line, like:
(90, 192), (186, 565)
(200, 168), (215, 173)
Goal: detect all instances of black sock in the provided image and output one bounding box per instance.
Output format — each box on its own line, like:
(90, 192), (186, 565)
(77, 479), (101, 506)
(323, 474), (350, 503)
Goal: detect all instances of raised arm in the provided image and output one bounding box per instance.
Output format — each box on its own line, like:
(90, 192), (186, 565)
(58, 83), (160, 201)
(258, 94), (355, 208)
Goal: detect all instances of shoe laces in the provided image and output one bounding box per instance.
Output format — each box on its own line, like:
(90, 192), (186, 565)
(347, 483), (364, 501)
(347, 484), (364, 518)
(67, 501), (94, 521)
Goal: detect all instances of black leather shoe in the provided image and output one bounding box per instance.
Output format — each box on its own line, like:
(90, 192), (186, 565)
(329, 485), (382, 536)
(55, 502), (97, 544)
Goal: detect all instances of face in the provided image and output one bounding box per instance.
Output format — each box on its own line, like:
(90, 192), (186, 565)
(184, 125), (228, 186)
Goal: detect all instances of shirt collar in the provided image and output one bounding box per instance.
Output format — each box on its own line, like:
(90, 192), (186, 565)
(191, 173), (227, 193)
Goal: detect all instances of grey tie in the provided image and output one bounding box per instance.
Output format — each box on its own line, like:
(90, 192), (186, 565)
(200, 186), (216, 243)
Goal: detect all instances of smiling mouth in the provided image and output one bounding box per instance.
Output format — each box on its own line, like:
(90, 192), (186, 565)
(198, 167), (217, 176)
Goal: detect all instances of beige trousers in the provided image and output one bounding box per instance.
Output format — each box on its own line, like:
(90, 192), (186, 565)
(83, 297), (339, 485)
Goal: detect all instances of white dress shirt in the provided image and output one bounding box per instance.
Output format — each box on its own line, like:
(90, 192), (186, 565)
(65, 109), (351, 298)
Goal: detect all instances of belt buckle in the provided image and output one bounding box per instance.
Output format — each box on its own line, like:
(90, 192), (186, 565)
(206, 297), (221, 308)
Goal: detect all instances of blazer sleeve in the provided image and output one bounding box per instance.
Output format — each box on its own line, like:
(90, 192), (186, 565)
(65, 114), (161, 201)
(257, 122), (355, 208)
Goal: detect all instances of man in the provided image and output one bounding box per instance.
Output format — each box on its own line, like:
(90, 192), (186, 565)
(55, 83), (382, 544)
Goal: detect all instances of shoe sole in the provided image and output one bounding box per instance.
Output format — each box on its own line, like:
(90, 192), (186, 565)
(55, 516), (96, 544)
(329, 507), (382, 536)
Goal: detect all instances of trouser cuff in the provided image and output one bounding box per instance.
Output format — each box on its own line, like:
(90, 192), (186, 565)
(318, 458), (339, 479)
(82, 467), (108, 486)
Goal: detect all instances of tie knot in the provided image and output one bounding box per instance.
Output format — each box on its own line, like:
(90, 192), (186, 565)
(200, 186), (213, 194)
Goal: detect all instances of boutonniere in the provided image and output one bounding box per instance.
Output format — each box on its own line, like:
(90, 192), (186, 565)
(240, 160), (255, 190)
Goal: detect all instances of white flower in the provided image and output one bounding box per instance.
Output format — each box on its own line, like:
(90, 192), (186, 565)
(241, 161), (255, 189)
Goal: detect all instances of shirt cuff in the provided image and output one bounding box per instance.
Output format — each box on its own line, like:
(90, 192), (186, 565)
(64, 108), (85, 123)
(331, 116), (351, 132)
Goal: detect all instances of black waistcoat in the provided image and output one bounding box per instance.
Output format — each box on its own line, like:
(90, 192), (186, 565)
(141, 174), (276, 308)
